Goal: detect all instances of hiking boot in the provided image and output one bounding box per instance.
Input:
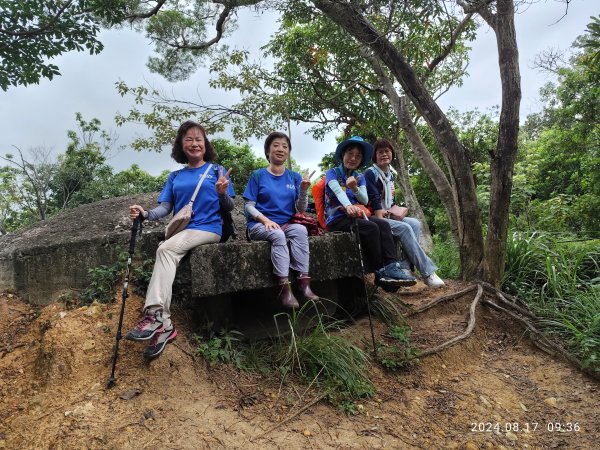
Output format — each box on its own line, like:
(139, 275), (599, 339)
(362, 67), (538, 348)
(143, 327), (177, 360)
(424, 272), (445, 289)
(374, 268), (402, 289)
(399, 267), (414, 278)
(382, 263), (417, 286)
(297, 275), (319, 301)
(126, 310), (164, 341)
(278, 278), (299, 309)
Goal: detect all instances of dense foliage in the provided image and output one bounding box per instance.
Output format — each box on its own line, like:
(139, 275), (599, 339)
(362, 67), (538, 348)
(0, 0), (129, 90)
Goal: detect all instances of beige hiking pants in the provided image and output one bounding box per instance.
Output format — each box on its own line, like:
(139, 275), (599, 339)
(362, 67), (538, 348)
(144, 229), (220, 327)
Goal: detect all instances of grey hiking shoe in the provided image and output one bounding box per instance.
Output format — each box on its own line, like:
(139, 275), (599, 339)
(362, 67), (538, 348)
(126, 310), (164, 341)
(144, 327), (177, 360)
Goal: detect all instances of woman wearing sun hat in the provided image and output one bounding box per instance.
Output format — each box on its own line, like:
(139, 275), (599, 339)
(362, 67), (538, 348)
(324, 136), (416, 288)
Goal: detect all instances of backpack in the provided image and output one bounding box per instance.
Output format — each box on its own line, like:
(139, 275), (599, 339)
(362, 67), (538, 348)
(311, 166), (344, 230)
(311, 176), (328, 230)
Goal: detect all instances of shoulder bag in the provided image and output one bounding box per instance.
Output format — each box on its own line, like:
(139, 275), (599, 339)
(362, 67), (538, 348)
(165, 164), (213, 240)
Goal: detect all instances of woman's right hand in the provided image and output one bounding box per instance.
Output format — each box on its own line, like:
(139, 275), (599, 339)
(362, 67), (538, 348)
(129, 205), (145, 220)
(344, 204), (363, 218)
(260, 216), (280, 231)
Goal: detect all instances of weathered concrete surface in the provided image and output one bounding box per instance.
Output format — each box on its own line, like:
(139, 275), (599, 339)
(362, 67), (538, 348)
(188, 232), (361, 297)
(0, 193), (388, 306)
(0, 193), (166, 305)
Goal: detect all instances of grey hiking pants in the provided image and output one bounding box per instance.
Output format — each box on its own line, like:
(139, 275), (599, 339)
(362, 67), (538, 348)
(248, 223), (310, 277)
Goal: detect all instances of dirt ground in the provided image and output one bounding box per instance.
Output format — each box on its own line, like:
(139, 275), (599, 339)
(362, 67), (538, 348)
(0, 281), (598, 450)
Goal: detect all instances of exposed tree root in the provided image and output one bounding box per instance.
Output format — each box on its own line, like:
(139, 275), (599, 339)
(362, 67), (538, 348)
(411, 284), (483, 359)
(407, 285), (477, 315)
(405, 281), (599, 381)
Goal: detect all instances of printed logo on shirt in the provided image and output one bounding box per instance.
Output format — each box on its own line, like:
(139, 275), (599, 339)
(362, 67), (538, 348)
(286, 183), (296, 190)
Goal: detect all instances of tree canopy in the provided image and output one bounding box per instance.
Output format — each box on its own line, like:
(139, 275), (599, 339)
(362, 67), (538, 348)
(0, 0), (130, 91)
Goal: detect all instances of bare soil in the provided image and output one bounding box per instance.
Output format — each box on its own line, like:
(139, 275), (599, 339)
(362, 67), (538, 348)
(0, 281), (598, 450)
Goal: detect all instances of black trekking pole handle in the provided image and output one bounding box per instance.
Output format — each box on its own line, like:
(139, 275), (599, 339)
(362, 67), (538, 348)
(351, 216), (378, 356)
(107, 216), (142, 388)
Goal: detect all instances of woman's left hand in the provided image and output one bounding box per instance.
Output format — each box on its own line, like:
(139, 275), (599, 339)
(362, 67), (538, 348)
(215, 167), (232, 194)
(300, 169), (315, 191)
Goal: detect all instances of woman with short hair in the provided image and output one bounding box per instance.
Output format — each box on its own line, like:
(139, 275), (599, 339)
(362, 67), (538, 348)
(243, 131), (318, 309)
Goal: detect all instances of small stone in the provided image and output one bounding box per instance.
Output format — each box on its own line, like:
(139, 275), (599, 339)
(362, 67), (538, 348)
(479, 395), (492, 408)
(59, 312), (67, 319)
(544, 397), (558, 408)
(441, 364), (447, 369)
(81, 340), (96, 351)
(463, 442), (478, 450)
(505, 431), (518, 441)
(119, 387), (143, 400)
(519, 402), (528, 411)
(85, 304), (102, 318)
(303, 429), (311, 437)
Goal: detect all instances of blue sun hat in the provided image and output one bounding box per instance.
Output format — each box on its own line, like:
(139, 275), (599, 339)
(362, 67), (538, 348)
(335, 136), (374, 169)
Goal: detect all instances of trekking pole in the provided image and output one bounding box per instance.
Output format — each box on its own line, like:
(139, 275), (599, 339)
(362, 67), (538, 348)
(351, 215), (378, 356)
(107, 216), (142, 388)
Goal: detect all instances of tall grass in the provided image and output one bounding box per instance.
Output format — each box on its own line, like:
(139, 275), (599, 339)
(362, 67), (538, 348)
(273, 301), (374, 406)
(503, 232), (600, 373)
(193, 300), (375, 411)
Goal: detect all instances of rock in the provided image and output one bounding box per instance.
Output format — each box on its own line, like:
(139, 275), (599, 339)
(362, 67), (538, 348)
(479, 395), (492, 408)
(119, 387), (143, 400)
(544, 397), (558, 408)
(505, 431), (518, 441)
(303, 429), (311, 437)
(463, 442), (478, 450)
(81, 340), (96, 351)
(519, 402), (528, 411)
(85, 303), (102, 318)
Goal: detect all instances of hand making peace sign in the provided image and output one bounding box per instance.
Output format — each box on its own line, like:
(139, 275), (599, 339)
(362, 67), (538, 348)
(215, 167), (232, 194)
(300, 169), (316, 191)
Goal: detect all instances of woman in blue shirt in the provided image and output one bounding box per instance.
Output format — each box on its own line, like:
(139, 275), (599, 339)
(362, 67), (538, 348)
(324, 136), (416, 290)
(125, 120), (235, 359)
(243, 131), (318, 309)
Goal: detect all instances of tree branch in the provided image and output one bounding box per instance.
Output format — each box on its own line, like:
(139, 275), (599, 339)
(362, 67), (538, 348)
(427, 13), (474, 72)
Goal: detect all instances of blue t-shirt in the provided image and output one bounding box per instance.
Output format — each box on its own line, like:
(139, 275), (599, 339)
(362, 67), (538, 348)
(324, 165), (366, 225)
(243, 168), (302, 228)
(158, 163), (235, 236)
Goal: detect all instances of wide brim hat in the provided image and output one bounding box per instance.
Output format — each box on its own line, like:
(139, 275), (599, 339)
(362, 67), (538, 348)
(335, 136), (374, 169)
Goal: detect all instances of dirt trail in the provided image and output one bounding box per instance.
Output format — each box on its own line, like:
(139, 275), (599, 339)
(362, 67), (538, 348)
(0, 283), (598, 449)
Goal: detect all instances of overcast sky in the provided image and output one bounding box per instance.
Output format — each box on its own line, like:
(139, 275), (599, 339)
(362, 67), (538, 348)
(0, 0), (597, 179)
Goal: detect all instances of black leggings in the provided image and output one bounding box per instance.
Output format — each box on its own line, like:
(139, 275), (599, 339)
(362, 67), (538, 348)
(328, 215), (397, 271)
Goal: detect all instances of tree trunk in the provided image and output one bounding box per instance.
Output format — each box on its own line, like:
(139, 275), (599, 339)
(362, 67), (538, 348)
(363, 44), (459, 246)
(480, 0), (522, 286)
(313, 0), (484, 279)
(397, 97), (460, 243)
(391, 142), (434, 253)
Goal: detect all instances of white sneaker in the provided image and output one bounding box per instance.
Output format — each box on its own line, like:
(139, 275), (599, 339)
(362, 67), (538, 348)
(424, 272), (445, 288)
